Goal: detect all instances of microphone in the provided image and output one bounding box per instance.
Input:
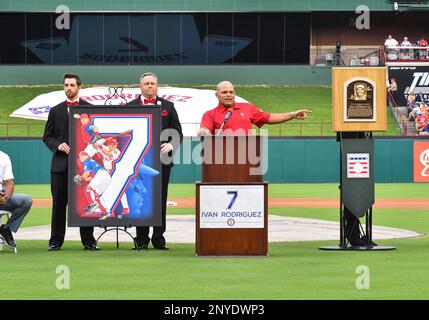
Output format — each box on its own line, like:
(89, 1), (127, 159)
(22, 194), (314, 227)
(224, 111), (232, 123)
(216, 111), (232, 136)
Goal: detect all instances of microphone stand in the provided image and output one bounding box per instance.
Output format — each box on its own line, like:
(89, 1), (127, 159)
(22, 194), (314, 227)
(216, 111), (232, 136)
(216, 121), (227, 136)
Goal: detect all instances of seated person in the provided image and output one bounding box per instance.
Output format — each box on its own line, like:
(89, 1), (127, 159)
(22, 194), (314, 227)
(420, 103), (429, 114)
(409, 104), (421, 121)
(415, 111), (429, 134)
(419, 123), (429, 135)
(0, 150), (32, 249)
(400, 36), (413, 59)
(407, 102), (418, 118)
(418, 38), (428, 60)
(418, 115), (429, 135)
(407, 92), (417, 116)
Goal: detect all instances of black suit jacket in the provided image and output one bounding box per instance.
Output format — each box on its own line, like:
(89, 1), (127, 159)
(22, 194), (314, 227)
(127, 96), (183, 167)
(43, 100), (92, 173)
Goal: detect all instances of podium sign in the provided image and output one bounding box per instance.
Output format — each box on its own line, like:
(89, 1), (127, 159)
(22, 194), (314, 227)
(199, 185), (264, 229)
(333, 67), (387, 132)
(68, 106), (162, 227)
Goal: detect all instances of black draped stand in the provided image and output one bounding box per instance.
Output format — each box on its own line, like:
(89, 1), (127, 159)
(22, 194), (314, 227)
(320, 132), (396, 251)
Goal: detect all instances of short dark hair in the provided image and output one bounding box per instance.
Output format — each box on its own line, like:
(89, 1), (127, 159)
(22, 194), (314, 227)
(63, 73), (82, 86)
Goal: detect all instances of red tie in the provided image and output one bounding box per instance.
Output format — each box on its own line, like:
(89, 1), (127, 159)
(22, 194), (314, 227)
(66, 101), (79, 106)
(144, 98), (156, 104)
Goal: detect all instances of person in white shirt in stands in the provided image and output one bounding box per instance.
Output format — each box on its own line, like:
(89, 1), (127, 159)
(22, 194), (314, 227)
(401, 36), (412, 47)
(385, 35), (399, 50)
(400, 36), (413, 59)
(385, 35), (399, 60)
(0, 150), (32, 250)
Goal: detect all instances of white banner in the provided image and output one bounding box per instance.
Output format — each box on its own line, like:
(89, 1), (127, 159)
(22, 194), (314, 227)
(10, 86), (248, 137)
(199, 185), (264, 229)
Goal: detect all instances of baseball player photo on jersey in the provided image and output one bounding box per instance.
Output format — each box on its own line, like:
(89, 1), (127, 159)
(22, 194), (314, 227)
(68, 106), (162, 228)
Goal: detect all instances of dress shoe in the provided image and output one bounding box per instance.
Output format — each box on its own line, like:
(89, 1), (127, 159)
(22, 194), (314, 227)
(0, 225), (16, 249)
(153, 245), (169, 250)
(132, 244), (148, 251)
(83, 243), (101, 251)
(48, 244), (61, 251)
(132, 237), (148, 250)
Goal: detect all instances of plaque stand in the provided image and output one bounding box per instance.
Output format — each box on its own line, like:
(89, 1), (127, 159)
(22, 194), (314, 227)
(320, 132), (396, 251)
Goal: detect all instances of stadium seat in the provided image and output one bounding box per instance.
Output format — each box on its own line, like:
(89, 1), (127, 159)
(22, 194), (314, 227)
(325, 53), (333, 65)
(0, 210), (17, 253)
(315, 56), (327, 66)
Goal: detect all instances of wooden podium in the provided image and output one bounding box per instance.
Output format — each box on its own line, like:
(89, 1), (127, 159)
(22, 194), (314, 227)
(196, 136), (268, 256)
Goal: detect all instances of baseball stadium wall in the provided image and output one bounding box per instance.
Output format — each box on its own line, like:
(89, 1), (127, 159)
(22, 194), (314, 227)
(0, 1), (400, 12)
(0, 66), (331, 86)
(0, 1), (410, 85)
(0, 137), (416, 184)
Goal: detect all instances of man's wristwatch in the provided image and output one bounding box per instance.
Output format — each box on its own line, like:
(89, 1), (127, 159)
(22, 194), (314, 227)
(291, 111), (296, 118)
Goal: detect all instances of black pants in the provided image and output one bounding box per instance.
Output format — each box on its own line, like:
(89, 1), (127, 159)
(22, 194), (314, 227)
(136, 165), (171, 247)
(50, 172), (95, 247)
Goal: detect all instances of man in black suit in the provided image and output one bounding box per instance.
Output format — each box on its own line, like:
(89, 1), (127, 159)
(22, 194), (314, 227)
(43, 73), (98, 251)
(128, 72), (183, 250)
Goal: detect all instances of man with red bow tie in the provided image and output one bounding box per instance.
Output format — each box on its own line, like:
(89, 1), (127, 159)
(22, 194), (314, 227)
(43, 73), (98, 251)
(127, 72), (183, 250)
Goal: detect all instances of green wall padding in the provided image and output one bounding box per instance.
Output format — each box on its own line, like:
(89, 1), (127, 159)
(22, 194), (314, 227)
(0, 137), (417, 184)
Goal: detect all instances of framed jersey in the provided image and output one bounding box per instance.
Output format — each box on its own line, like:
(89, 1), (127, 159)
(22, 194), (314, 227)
(68, 106), (162, 227)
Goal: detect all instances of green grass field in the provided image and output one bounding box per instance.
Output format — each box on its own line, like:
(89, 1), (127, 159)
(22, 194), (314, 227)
(1, 183), (428, 300)
(0, 85), (401, 137)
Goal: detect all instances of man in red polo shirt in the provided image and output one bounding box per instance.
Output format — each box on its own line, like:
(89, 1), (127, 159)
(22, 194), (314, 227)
(198, 81), (312, 135)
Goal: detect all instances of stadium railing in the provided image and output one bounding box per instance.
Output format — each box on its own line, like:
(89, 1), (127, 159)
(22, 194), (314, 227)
(386, 45), (429, 62)
(0, 122), (399, 137)
(0, 122), (46, 137)
(386, 89), (415, 135)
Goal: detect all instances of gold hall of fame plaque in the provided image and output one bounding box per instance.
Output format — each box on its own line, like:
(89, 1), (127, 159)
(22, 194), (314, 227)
(343, 79), (376, 122)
